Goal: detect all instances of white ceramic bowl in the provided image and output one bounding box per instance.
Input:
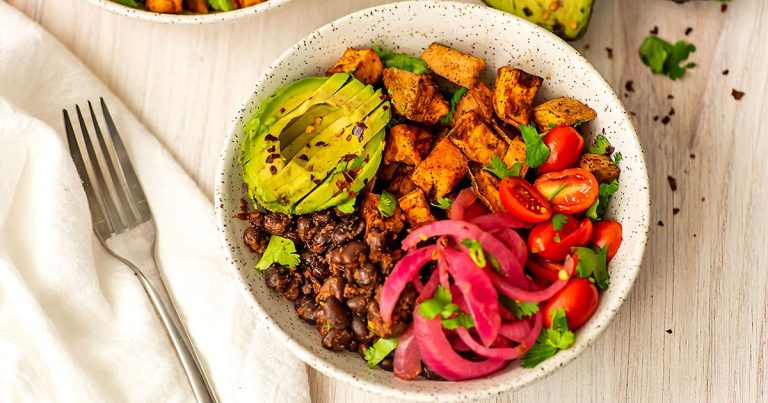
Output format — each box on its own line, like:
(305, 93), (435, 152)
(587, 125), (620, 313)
(82, 0), (292, 24)
(215, 1), (650, 400)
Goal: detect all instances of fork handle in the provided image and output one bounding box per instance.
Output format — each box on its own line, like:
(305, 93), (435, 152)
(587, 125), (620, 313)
(131, 263), (218, 403)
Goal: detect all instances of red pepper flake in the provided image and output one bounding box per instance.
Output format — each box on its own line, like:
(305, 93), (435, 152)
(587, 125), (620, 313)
(658, 220), (664, 227)
(685, 27), (693, 36)
(629, 111), (637, 116)
(269, 166), (277, 175)
(239, 198), (248, 213)
(298, 154), (309, 161)
(673, 207), (680, 215)
(352, 122), (367, 141)
(667, 94), (674, 99)
(721, 4), (727, 12)
(315, 141), (328, 147)
(653, 115), (660, 121)
(342, 154), (358, 162)
(625, 80), (635, 93)
(279, 107), (286, 114)
(732, 89), (745, 100)
(661, 115), (671, 125)
(382, 105), (389, 111)
(690, 153), (696, 159)
(667, 175), (678, 191)
(265, 134), (278, 142)
(669, 107), (676, 116)
(584, 43), (591, 50)
(313, 179), (322, 185)
(666, 329), (673, 334)
(722, 69), (729, 75)
(701, 197), (706, 202)
(605, 47), (613, 59)
(650, 26), (658, 35)
(265, 155), (274, 164)
(267, 145), (276, 153)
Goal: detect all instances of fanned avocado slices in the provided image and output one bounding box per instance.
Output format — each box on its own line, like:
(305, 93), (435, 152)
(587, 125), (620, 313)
(484, 0), (595, 40)
(240, 73), (391, 215)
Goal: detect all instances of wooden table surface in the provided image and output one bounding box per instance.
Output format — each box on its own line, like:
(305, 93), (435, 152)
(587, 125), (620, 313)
(7, 0), (767, 401)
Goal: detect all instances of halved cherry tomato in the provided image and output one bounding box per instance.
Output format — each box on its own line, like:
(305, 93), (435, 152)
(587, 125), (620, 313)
(528, 216), (593, 261)
(538, 126), (584, 174)
(499, 177), (552, 223)
(526, 257), (566, 284)
(534, 168), (599, 214)
(591, 220), (623, 262)
(543, 278), (599, 330)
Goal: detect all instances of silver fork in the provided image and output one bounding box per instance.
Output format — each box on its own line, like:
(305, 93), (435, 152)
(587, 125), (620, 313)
(63, 99), (217, 403)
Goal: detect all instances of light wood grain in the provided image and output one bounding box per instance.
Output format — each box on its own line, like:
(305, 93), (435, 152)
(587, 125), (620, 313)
(6, 0), (768, 401)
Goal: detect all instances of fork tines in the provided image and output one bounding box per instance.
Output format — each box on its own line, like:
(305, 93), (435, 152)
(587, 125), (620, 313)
(63, 98), (151, 238)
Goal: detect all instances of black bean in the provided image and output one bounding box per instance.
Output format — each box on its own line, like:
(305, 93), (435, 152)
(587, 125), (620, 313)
(318, 275), (346, 301)
(322, 297), (350, 330)
(243, 226), (268, 254)
(351, 315), (370, 340)
(311, 266), (330, 282)
(264, 267), (280, 289)
(357, 342), (370, 359)
(346, 296), (369, 314)
(294, 295), (317, 322)
(295, 216), (314, 242)
(311, 210), (333, 227)
(422, 364), (444, 380)
(262, 213), (292, 235)
(321, 328), (353, 351)
(353, 263), (378, 287)
(379, 357), (394, 372)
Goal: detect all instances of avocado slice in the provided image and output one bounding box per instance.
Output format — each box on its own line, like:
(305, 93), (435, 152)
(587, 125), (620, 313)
(240, 73), (390, 215)
(483, 0), (595, 41)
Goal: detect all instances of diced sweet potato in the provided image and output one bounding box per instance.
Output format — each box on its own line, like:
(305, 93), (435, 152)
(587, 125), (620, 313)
(146, 0), (182, 13)
(469, 164), (503, 213)
(578, 153), (620, 183)
(240, 0), (267, 7)
(385, 165), (418, 197)
(449, 111), (507, 165)
(421, 43), (486, 88)
(383, 124), (433, 166)
(502, 136), (529, 177)
(326, 48), (384, 85)
(398, 189), (436, 227)
(377, 163), (400, 182)
(533, 97), (597, 130)
(183, 0), (208, 12)
(382, 68), (449, 125)
(452, 82), (494, 125)
(493, 67), (543, 128)
(411, 138), (468, 197)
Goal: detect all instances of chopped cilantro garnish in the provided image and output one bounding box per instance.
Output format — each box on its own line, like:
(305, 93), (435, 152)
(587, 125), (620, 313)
(612, 152), (623, 165)
(461, 239), (487, 268)
(586, 179), (620, 219)
(440, 87), (468, 124)
(521, 308), (575, 368)
(484, 156), (522, 179)
(418, 285), (475, 330)
(207, 0), (233, 11)
(364, 338), (398, 368)
(499, 295), (539, 319)
(373, 45), (431, 74)
(431, 196), (453, 210)
(336, 197), (356, 214)
(255, 235), (300, 271)
(638, 36), (697, 80)
(552, 214), (568, 231)
(587, 134), (613, 154)
(441, 313), (475, 330)
(378, 191), (397, 217)
(520, 125), (551, 168)
(574, 246), (610, 290)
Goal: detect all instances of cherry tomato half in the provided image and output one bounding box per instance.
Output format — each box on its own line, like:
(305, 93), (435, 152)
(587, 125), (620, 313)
(534, 168), (599, 214)
(591, 220), (623, 262)
(543, 278), (599, 330)
(538, 126), (585, 174)
(528, 216), (593, 261)
(499, 177), (553, 223)
(526, 257), (566, 284)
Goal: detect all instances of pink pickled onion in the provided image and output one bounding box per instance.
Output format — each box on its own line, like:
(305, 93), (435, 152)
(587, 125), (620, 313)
(490, 228), (527, 269)
(443, 248), (500, 346)
(471, 213), (531, 231)
(499, 320), (533, 343)
(380, 245), (437, 323)
(416, 269), (440, 303)
(436, 254), (451, 290)
(455, 311), (542, 359)
(393, 326), (422, 380)
(449, 188), (478, 221)
(414, 311), (508, 381)
(402, 220), (527, 286)
(488, 255), (575, 302)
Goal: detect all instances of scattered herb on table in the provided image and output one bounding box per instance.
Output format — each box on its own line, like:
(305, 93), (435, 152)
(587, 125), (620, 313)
(638, 35), (697, 80)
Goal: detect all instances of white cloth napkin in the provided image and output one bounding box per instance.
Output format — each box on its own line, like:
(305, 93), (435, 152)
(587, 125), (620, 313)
(0, 3), (310, 402)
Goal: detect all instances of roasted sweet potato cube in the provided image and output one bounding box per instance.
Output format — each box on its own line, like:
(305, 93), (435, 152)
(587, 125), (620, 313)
(384, 124), (433, 166)
(469, 164), (504, 213)
(449, 111), (507, 165)
(398, 189), (436, 227)
(578, 153), (620, 184)
(533, 97), (597, 130)
(240, 0), (267, 7)
(421, 43), (486, 88)
(502, 136), (529, 177)
(377, 163), (400, 182)
(452, 82), (494, 125)
(385, 165), (418, 197)
(146, 0), (182, 13)
(493, 67), (543, 128)
(183, 0), (208, 12)
(412, 138), (468, 197)
(382, 68), (449, 125)
(326, 48), (384, 85)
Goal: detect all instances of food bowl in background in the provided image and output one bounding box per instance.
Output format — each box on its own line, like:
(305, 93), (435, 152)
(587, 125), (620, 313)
(82, 0), (292, 24)
(215, 1), (650, 400)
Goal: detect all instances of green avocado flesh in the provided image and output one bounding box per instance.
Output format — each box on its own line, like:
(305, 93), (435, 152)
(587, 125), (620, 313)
(484, 0), (595, 40)
(240, 73), (391, 215)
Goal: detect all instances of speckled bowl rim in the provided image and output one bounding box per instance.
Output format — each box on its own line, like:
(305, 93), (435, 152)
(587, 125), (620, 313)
(214, 1), (650, 400)
(81, 0), (291, 24)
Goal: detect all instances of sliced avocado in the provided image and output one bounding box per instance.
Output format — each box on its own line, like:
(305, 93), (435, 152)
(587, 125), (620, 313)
(240, 74), (390, 215)
(484, 0), (595, 40)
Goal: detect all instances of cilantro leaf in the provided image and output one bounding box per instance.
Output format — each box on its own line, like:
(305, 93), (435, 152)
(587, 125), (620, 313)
(520, 125), (551, 168)
(373, 45), (431, 74)
(378, 191), (397, 217)
(418, 285), (475, 330)
(587, 134), (613, 154)
(336, 196), (356, 214)
(255, 235), (300, 271)
(440, 87), (468, 124)
(546, 183), (568, 201)
(112, 0), (141, 7)
(521, 308), (575, 368)
(488, 254), (503, 274)
(639, 36), (697, 80)
(574, 246), (610, 290)
(364, 338), (398, 368)
(461, 239), (487, 268)
(431, 196), (453, 210)
(484, 156), (522, 179)
(499, 295), (539, 319)
(433, 284), (452, 306)
(586, 179), (619, 219)
(551, 214), (568, 231)
(441, 313), (475, 330)
(612, 152), (623, 165)
(207, 0), (233, 11)
(418, 299), (445, 319)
